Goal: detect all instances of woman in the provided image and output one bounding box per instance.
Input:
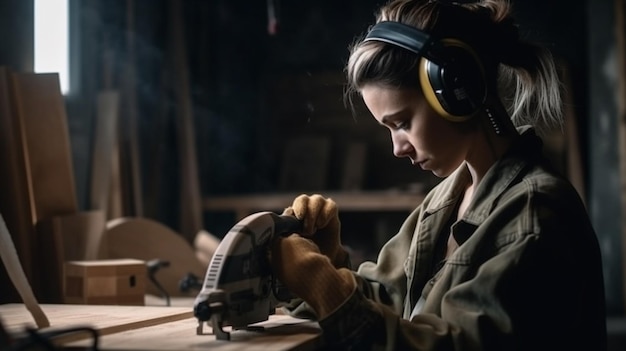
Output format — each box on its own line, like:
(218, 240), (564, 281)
(269, 0), (607, 350)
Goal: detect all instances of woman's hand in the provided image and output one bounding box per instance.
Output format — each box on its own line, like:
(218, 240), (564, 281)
(282, 194), (350, 268)
(270, 234), (356, 319)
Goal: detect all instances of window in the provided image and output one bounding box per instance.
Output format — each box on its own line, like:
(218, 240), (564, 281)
(34, 0), (69, 94)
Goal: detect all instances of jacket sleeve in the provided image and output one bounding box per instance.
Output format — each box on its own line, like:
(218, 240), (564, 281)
(354, 205), (422, 313)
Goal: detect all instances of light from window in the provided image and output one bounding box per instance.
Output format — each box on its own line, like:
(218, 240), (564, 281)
(34, 0), (69, 94)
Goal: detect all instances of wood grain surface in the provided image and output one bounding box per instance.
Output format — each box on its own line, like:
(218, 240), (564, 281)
(169, 0), (203, 242)
(90, 91), (120, 215)
(11, 72), (78, 222)
(0, 67), (36, 301)
(2, 304), (321, 350)
(1, 303), (192, 344)
(67, 314), (321, 351)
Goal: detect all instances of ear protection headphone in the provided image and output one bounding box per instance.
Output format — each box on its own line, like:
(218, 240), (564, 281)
(364, 21), (487, 122)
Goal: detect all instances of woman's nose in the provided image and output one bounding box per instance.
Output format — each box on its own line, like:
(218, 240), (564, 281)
(391, 132), (412, 158)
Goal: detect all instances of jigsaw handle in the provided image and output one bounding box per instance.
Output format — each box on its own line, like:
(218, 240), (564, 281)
(273, 214), (303, 237)
(270, 214), (302, 303)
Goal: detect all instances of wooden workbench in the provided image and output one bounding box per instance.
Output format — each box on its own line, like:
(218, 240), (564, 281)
(1, 303), (193, 344)
(203, 191), (425, 219)
(67, 314), (321, 350)
(1, 303), (321, 350)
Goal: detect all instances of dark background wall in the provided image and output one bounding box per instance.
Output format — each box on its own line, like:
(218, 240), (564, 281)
(589, 0), (624, 316)
(1, 0), (624, 315)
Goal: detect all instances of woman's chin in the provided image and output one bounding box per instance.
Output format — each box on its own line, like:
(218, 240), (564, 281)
(429, 166), (455, 178)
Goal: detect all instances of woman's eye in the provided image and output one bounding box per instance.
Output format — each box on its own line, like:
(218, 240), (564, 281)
(394, 121), (410, 130)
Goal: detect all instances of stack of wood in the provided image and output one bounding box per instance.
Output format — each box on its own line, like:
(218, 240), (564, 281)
(0, 67), (214, 306)
(0, 67), (102, 303)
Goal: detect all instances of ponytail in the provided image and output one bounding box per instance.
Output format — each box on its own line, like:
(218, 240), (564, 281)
(496, 40), (564, 133)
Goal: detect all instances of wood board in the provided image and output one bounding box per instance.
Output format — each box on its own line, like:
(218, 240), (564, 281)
(0, 214), (49, 328)
(0, 67), (36, 299)
(169, 0), (203, 242)
(1, 303), (193, 345)
(90, 91), (120, 214)
(10, 72), (78, 222)
(120, 0), (143, 218)
(66, 314), (321, 351)
(2, 70), (79, 301)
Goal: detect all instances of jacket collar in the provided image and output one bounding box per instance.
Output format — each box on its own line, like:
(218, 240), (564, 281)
(422, 126), (543, 240)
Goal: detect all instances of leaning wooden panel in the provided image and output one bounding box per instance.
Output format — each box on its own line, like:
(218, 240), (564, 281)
(90, 91), (120, 215)
(169, 0), (203, 242)
(10, 72), (78, 222)
(0, 213), (49, 328)
(0, 66), (36, 299)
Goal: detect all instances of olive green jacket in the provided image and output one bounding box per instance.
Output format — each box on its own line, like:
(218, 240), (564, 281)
(288, 127), (607, 351)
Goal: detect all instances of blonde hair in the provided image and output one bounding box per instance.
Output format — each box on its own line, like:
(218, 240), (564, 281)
(345, 0), (563, 132)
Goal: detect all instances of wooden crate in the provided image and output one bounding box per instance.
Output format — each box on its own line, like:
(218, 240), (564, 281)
(63, 259), (146, 305)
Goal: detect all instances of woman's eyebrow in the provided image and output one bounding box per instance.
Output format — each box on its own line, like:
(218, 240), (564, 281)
(380, 109), (408, 125)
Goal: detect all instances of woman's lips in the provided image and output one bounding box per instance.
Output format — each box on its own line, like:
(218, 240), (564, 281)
(415, 159), (427, 169)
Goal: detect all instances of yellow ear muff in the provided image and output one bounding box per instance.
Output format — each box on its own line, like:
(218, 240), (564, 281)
(418, 38), (487, 122)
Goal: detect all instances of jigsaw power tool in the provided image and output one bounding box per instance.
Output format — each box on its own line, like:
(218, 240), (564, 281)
(193, 211), (302, 340)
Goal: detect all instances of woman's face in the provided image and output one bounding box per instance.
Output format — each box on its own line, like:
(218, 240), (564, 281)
(361, 84), (475, 178)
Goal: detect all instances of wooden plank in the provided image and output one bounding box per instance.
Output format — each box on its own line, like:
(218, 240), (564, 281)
(10, 72), (78, 221)
(0, 66), (36, 300)
(98, 11), (123, 221)
(1, 304), (192, 345)
(169, 0), (203, 241)
(108, 137), (124, 220)
(9, 71), (79, 301)
(0, 214), (49, 328)
(90, 91), (120, 213)
(143, 70), (169, 220)
(120, 0), (143, 217)
(66, 314), (321, 351)
(145, 295), (195, 307)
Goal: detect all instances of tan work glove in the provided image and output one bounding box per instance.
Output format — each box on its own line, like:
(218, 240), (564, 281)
(270, 234), (356, 319)
(282, 194), (350, 269)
